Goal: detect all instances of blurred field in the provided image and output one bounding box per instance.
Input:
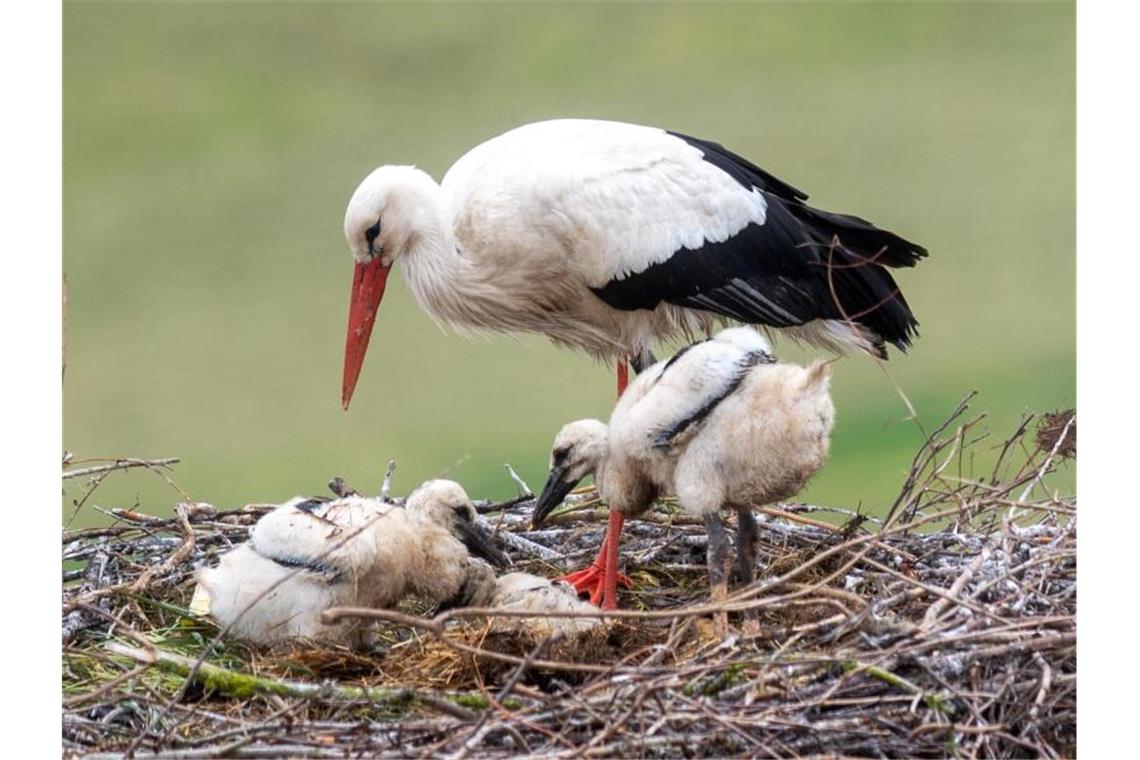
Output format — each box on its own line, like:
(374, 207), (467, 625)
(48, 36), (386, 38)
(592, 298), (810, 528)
(63, 2), (1074, 526)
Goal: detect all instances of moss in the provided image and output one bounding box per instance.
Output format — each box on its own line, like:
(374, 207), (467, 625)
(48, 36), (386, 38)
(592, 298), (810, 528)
(452, 693), (491, 709)
(842, 659), (954, 716)
(451, 694), (521, 710)
(689, 662), (752, 697)
(725, 662), (747, 685)
(200, 668), (261, 699)
(923, 692), (953, 715)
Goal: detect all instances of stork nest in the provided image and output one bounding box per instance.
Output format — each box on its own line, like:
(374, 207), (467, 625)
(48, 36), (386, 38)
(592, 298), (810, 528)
(62, 398), (1076, 758)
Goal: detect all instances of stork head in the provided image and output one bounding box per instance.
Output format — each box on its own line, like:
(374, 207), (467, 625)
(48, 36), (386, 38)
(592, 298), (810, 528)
(341, 165), (441, 409)
(532, 419), (609, 528)
(406, 479), (508, 567)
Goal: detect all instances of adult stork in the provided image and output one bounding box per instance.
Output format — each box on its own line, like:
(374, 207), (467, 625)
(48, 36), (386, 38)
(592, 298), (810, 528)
(339, 118), (926, 598)
(341, 119), (926, 402)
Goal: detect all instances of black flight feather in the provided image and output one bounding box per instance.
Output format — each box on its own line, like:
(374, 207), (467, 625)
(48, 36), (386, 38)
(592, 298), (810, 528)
(591, 132), (927, 355)
(259, 553), (343, 584)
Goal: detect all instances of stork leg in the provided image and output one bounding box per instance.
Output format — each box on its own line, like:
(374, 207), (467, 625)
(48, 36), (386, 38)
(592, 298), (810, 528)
(733, 506), (760, 635)
(558, 510), (631, 609)
(560, 359), (636, 607)
(704, 512), (731, 638)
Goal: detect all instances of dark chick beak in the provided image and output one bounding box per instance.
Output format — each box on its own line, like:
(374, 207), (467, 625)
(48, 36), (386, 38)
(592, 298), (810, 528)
(457, 519), (509, 568)
(532, 465), (582, 529)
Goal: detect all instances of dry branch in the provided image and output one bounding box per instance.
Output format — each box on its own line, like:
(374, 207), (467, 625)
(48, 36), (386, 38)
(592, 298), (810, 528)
(63, 457), (182, 480)
(105, 642), (485, 719)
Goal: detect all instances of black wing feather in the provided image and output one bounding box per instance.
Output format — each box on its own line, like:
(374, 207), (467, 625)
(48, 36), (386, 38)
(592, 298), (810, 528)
(592, 132), (927, 354)
(668, 131), (810, 203)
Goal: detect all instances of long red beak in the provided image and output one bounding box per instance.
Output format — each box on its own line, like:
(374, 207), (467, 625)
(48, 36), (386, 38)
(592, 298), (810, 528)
(342, 257), (390, 409)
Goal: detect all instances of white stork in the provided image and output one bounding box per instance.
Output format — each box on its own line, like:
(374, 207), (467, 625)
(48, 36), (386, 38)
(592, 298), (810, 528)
(340, 118), (923, 600)
(531, 327), (835, 620)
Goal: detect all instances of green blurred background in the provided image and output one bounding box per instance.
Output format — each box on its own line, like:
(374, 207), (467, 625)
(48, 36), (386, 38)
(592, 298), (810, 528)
(63, 2), (1074, 526)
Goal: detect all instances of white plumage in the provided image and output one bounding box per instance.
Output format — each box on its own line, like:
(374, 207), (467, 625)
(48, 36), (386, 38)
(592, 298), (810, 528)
(339, 118), (925, 408)
(462, 568), (603, 638)
(532, 327), (835, 619)
(194, 480), (504, 646)
(440, 120), (767, 286)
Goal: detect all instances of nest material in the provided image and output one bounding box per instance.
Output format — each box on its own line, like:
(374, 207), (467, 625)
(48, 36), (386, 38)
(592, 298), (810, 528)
(1036, 409), (1076, 460)
(62, 398), (1075, 758)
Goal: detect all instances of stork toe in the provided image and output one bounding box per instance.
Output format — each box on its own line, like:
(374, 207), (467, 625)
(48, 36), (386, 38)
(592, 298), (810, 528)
(558, 563), (632, 608)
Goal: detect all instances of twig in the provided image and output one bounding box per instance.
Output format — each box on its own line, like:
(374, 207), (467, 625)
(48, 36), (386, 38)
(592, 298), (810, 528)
(129, 503), (196, 593)
(62, 457), (182, 480)
(919, 540), (994, 631)
(380, 459), (397, 501)
(105, 642), (485, 717)
(327, 477), (358, 498)
(504, 463), (534, 497)
(492, 530), (563, 561)
(1012, 414), (1075, 513)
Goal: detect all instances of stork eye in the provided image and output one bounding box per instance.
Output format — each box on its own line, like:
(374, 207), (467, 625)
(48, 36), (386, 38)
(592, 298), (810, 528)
(364, 220), (381, 246)
(552, 447), (570, 465)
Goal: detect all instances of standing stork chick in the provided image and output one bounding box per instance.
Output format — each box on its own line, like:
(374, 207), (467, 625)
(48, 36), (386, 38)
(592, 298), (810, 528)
(195, 480), (506, 647)
(532, 327), (835, 627)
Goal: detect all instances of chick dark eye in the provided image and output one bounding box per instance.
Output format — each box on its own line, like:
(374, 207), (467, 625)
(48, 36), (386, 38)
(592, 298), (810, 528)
(364, 220), (381, 247)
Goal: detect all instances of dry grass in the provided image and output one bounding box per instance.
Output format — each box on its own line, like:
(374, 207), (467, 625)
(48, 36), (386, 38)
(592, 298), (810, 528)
(62, 398), (1075, 758)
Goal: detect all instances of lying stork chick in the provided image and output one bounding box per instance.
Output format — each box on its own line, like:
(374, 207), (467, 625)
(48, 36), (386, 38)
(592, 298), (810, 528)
(460, 567), (604, 638)
(195, 480), (506, 647)
(533, 327), (835, 630)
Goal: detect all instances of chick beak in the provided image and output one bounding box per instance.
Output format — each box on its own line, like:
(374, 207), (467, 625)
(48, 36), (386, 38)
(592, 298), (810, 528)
(457, 520), (509, 568)
(532, 464), (581, 529)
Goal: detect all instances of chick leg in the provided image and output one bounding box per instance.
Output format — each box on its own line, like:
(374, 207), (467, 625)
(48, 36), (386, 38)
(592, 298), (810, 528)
(733, 506), (760, 635)
(732, 506), (758, 585)
(704, 512), (731, 638)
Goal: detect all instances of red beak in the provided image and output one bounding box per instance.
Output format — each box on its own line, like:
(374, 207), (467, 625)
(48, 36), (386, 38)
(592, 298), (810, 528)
(342, 257), (390, 409)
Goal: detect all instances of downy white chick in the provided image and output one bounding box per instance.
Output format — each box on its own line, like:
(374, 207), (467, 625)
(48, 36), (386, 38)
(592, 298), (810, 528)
(195, 479), (506, 647)
(460, 566), (603, 637)
(532, 327), (834, 622)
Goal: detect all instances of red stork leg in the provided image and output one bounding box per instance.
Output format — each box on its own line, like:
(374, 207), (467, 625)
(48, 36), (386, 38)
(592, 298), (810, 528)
(559, 358), (634, 608)
(559, 511), (631, 609)
(600, 510), (627, 609)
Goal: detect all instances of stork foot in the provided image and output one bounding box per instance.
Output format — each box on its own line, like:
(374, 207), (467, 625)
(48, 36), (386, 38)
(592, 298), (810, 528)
(558, 564), (632, 609)
(560, 510), (632, 609)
